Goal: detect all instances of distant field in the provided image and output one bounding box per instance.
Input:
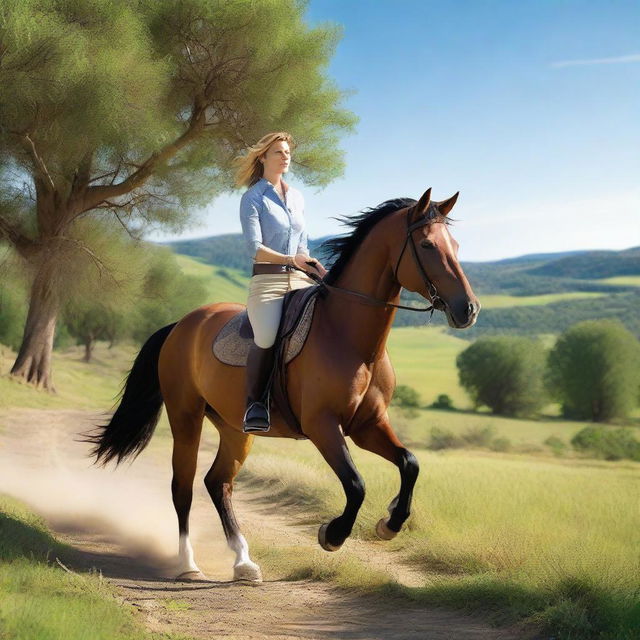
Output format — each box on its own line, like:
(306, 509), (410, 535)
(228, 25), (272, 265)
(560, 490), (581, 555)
(386, 327), (470, 407)
(174, 254), (249, 304)
(478, 291), (606, 308)
(595, 275), (640, 287)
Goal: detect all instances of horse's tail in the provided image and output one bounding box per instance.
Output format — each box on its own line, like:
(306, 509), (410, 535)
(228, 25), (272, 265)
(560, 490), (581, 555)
(87, 323), (177, 466)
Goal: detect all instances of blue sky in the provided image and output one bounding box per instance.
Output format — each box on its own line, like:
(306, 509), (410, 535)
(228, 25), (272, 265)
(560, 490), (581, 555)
(155, 0), (639, 262)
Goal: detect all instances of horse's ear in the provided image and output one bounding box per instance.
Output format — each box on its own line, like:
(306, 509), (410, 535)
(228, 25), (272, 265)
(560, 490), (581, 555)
(437, 192), (459, 216)
(415, 188), (432, 215)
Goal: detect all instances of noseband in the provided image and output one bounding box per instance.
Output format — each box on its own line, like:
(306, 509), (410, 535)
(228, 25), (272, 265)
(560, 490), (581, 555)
(301, 206), (442, 315)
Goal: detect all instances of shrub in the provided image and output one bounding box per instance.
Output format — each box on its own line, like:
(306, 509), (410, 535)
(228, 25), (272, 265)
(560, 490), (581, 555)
(462, 426), (496, 447)
(490, 437), (512, 452)
(457, 336), (548, 417)
(429, 427), (464, 450)
(546, 320), (640, 422)
(571, 426), (640, 461)
(431, 394), (455, 410)
(392, 384), (421, 408)
(544, 435), (567, 457)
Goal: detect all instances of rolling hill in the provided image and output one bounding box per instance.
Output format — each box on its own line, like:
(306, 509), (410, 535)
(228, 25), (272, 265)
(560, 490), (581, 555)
(166, 234), (640, 337)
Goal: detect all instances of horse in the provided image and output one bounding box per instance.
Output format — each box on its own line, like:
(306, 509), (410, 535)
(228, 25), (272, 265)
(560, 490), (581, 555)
(89, 187), (480, 582)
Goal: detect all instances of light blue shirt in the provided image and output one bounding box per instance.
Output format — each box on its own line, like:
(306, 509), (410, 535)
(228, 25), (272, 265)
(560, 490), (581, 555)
(239, 177), (308, 260)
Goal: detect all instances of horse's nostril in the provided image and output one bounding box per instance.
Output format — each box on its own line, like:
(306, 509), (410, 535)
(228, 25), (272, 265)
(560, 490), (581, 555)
(467, 302), (478, 317)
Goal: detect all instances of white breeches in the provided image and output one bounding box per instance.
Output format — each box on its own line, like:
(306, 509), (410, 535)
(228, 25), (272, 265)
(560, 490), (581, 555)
(246, 271), (315, 348)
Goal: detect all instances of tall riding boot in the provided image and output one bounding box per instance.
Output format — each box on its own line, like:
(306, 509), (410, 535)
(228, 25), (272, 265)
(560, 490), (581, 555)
(243, 343), (276, 433)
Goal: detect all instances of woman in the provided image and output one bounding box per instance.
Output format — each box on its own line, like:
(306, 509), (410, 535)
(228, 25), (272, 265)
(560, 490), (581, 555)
(236, 132), (326, 433)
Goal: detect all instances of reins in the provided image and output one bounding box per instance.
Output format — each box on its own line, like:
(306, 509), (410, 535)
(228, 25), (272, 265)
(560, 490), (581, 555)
(298, 206), (443, 316)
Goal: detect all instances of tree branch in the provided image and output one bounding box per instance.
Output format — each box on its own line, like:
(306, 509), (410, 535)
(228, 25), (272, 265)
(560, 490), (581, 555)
(82, 107), (207, 211)
(23, 134), (56, 193)
(0, 213), (36, 258)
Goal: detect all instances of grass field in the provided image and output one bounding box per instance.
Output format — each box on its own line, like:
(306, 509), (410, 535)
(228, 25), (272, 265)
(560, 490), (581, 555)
(2, 340), (639, 638)
(477, 292), (606, 308)
(0, 494), (191, 640)
(174, 254), (249, 304)
(595, 276), (640, 287)
(243, 436), (640, 639)
(386, 326), (470, 407)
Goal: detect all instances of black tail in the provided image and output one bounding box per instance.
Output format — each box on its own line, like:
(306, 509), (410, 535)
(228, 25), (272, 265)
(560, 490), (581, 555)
(87, 323), (177, 465)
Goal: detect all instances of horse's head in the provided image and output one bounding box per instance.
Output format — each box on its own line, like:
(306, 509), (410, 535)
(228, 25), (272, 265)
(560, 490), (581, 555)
(393, 188), (480, 329)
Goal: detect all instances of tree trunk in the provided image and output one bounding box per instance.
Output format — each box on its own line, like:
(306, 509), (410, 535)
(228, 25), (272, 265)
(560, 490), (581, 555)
(83, 337), (94, 363)
(10, 266), (58, 391)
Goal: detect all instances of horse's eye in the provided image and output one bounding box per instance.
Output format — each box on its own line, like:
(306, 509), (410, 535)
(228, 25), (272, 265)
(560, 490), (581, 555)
(420, 240), (435, 249)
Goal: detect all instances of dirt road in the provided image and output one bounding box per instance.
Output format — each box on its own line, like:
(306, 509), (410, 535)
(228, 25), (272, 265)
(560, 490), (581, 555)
(0, 408), (536, 639)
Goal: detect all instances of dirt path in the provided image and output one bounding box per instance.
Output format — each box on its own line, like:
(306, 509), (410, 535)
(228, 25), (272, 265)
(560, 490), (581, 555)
(0, 408), (535, 640)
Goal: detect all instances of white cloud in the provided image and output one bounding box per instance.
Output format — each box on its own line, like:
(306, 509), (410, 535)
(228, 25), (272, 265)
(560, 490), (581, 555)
(551, 53), (640, 68)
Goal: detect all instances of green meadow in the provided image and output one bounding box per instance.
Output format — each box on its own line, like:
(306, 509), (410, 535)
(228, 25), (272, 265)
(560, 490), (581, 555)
(0, 495), (190, 640)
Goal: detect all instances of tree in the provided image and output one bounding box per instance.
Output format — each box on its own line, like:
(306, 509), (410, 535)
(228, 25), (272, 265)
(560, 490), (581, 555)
(546, 320), (640, 422)
(0, 0), (356, 389)
(457, 336), (548, 417)
(391, 384), (421, 408)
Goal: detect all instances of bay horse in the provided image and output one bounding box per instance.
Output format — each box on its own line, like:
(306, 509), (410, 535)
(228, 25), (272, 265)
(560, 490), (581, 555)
(89, 188), (480, 582)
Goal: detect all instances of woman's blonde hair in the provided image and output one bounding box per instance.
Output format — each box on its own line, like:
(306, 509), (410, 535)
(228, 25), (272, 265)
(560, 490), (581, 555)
(234, 131), (295, 188)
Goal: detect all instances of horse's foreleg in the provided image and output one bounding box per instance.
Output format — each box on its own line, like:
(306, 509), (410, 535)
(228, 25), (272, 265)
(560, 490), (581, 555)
(203, 423), (261, 582)
(167, 403), (205, 579)
(351, 416), (419, 538)
(307, 414), (365, 552)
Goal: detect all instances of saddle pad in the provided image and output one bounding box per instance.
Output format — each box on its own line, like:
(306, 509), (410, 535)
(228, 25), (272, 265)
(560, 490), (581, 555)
(213, 297), (317, 367)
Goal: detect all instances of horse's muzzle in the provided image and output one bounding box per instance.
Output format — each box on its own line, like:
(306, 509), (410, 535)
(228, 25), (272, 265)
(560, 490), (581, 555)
(446, 298), (481, 329)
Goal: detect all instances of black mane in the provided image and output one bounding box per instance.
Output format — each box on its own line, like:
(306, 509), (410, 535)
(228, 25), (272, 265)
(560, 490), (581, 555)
(320, 198), (417, 285)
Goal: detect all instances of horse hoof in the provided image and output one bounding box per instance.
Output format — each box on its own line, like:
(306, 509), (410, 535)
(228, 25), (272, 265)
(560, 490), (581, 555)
(234, 561), (263, 582)
(175, 570), (209, 582)
(318, 523), (342, 552)
(375, 518), (398, 541)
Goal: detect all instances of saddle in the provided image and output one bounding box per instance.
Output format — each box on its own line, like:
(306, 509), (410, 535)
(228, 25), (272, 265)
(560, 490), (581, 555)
(212, 285), (323, 435)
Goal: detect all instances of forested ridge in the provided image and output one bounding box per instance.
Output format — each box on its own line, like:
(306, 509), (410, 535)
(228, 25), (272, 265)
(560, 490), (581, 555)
(166, 233), (640, 337)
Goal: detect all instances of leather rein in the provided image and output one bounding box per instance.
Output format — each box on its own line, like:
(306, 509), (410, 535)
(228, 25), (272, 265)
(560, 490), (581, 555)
(299, 206), (442, 314)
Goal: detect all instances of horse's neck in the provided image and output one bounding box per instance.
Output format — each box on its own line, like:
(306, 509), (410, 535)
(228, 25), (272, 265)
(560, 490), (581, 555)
(324, 231), (401, 364)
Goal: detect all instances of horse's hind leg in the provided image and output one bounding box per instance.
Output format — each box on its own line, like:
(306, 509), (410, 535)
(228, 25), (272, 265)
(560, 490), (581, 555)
(350, 416), (419, 539)
(167, 400), (206, 579)
(203, 419), (261, 582)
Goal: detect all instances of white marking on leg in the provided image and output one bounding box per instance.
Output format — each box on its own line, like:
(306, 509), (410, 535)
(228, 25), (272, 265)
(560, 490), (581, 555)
(229, 533), (262, 581)
(177, 533), (200, 574)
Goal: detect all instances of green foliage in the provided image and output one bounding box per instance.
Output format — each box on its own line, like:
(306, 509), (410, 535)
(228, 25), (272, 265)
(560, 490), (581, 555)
(391, 384), (421, 408)
(457, 336), (548, 417)
(547, 320), (640, 422)
(545, 435), (568, 457)
(571, 426), (640, 461)
(431, 393), (455, 410)
(131, 248), (208, 343)
(0, 280), (27, 351)
(428, 425), (510, 451)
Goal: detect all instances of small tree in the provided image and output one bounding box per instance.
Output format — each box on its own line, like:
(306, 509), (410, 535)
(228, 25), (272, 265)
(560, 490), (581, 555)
(457, 336), (547, 417)
(546, 320), (640, 422)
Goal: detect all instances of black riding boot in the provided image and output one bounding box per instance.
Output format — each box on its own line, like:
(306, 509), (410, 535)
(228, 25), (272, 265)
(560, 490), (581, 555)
(243, 343), (276, 433)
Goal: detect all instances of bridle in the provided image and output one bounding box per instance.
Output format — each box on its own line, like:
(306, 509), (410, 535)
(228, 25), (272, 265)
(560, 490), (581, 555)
(299, 205), (444, 315)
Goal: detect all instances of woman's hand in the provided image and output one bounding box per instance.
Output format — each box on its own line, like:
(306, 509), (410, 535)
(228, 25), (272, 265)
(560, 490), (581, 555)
(293, 254), (327, 278)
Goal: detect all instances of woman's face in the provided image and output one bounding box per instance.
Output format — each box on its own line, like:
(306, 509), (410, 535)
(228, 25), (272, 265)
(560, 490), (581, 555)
(261, 140), (291, 176)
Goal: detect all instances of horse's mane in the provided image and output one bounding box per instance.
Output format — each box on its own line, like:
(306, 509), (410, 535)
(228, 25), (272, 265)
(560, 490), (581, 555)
(320, 198), (417, 285)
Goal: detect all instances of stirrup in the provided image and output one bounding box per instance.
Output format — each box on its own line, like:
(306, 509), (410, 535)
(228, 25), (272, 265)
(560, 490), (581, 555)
(243, 401), (270, 433)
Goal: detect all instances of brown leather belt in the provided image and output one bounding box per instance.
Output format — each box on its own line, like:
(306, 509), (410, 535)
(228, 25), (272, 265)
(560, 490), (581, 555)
(252, 263), (296, 276)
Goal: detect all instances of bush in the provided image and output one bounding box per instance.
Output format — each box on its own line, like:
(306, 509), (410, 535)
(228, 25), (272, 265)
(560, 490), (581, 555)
(428, 426), (511, 452)
(429, 427), (464, 450)
(547, 320), (640, 422)
(571, 426), (640, 461)
(431, 393), (455, 410)
(544, 435), (567, 457)
(490, 437), (512, 452)
(392, 384), (421, 408)
(457, 336), (548, 417)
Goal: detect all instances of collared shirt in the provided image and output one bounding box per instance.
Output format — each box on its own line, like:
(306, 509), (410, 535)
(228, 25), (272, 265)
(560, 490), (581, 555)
(239, 177), (308, 261)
